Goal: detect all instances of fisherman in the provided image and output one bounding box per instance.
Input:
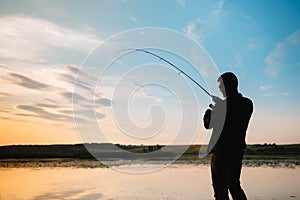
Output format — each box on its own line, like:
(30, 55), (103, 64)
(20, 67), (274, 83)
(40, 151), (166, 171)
(203, 72), (253, 200)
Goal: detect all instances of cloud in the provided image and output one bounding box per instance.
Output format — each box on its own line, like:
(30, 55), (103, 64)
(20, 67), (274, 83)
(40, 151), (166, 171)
(0, 15), (101, 63)
(212, 0), (224, 19)
(95, 98), (112, 106)
(59, 73), (92, 91)
(17, 105), (73, 122)
(265, 29), (300, 77)
(184, 22), (202, 42)
(8, 73), (54, 90)
(138, 91), (164, 103)
(15, 97), (106, 123)
(75, 108), (106, 120)
(183, 0), (224, 43)
(260, 85), (273, 97)
(59, 66), (94, 91)
(67, 66), (79, 74)
(61, 92), (86, 103)
(44, 98), (57, 103)
(0, 62), (110, 126)
(0, 62), (111, 124)
(260, 84), (273, 91)
(35, 103), (61, 109)
(129, 16), (138, 22)
(60, 90), (111, 108)
(0, 62), (109, 125)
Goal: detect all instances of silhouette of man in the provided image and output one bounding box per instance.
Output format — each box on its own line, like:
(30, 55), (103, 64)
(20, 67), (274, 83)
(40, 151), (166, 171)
(203, 72), (253, 200)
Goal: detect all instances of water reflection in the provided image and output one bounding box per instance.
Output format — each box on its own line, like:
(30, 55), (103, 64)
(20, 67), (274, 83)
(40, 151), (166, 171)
(32, 190), (102, 200)
(0, 166), (299, 200)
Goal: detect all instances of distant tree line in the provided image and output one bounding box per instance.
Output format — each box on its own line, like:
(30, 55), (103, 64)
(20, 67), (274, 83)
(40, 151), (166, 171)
(0, 143), (299, 159)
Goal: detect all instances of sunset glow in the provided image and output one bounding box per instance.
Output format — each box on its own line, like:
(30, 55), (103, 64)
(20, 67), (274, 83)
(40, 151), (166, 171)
(0, 0), (299, 146)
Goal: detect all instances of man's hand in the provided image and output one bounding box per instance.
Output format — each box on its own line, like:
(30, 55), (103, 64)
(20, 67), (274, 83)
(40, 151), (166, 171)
(203, 109), (212, 129)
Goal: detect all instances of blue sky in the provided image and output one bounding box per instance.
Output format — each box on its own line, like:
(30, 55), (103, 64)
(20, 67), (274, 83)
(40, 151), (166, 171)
(0, 0), (299, 145)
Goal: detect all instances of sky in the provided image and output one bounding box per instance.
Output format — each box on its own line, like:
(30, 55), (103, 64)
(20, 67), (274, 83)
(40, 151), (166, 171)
(0, 0), (299, 146)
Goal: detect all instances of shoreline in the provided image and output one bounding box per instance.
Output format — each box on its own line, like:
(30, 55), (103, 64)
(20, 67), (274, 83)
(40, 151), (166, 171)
(1, 144), (299, 168)
(0, 156), (298, 168)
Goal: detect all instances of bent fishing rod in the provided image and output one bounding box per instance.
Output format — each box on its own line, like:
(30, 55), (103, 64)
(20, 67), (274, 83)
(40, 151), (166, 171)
(116, 48), (212, 97)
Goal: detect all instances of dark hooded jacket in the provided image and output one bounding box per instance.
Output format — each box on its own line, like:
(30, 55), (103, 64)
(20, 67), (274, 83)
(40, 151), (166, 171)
(204, 93), (253, 154)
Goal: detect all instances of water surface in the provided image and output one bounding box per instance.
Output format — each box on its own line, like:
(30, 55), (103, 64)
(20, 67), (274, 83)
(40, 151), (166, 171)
(0, 165), (299, 200)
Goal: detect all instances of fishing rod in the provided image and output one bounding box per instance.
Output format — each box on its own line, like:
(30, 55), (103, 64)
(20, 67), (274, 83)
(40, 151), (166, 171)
(116, 48), (212, 97)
